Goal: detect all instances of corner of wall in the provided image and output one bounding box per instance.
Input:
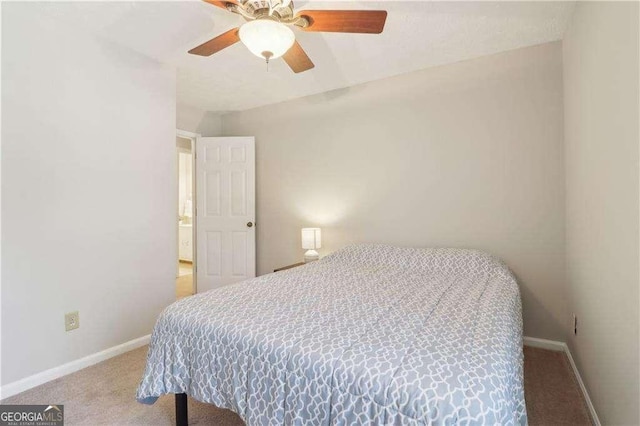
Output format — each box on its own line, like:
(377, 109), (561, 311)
(177, 103), (222, 136)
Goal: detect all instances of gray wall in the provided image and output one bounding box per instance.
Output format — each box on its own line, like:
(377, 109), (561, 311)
(177, 103), (222, 136)
(563, 2), (639, 424)
(1, 3), (176, 385)
(222, 42), (567, 341)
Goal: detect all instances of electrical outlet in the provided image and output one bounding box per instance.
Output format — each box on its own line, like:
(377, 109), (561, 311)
(65, 311), (80, 331)
(573, 314), (578, 335)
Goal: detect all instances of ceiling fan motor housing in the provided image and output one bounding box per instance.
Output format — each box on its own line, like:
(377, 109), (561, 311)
(242, 0), (295, 21)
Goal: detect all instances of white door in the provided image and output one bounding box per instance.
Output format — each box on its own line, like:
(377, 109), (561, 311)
(196, 137), (255, 292)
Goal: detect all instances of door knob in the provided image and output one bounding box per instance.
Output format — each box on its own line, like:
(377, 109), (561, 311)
(247, 222), (254, 228)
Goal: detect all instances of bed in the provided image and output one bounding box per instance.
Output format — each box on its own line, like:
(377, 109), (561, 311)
(136, 244), (526, 425)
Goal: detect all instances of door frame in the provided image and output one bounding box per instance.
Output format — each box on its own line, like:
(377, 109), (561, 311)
(176, 129), (199, 294)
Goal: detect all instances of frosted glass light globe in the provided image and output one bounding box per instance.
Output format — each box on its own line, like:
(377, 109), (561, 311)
(239, 19), (295, 60)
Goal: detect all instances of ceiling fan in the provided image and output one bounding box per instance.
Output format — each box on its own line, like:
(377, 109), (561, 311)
(189, 0), (388, 73)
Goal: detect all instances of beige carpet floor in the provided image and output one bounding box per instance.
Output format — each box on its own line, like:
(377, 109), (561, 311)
(2, 346), (592, 425)
(524, 346), (593, 425)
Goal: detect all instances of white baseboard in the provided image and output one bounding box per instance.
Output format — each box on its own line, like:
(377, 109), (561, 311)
(524, 335), (600, 426)
(0, 334), (150, 400)
(563, 342), (601, 426)
(523, 336), (566, 351)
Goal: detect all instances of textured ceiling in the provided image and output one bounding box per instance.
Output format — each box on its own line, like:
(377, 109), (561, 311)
(36, 1), (575, 112)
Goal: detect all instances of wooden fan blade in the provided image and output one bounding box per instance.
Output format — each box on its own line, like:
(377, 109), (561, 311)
(188, 28), (240, 56)
(297, 10), (387, 34)
(283, 41), (314, 73)
(203, 0), (239, 11)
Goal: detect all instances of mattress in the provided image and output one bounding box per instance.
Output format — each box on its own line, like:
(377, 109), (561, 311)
(136, 244), (526, 425)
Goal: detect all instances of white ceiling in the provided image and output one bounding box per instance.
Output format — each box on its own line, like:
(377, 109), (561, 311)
(37, 1), (575, 113)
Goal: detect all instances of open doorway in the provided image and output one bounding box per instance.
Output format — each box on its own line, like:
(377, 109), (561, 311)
(176, 132), (197, 298)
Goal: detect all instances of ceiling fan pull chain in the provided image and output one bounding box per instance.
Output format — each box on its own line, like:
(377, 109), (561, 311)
(262, 51), (273, 72)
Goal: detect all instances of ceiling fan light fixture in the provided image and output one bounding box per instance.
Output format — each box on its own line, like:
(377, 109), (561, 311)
(239, 19), (295, 61)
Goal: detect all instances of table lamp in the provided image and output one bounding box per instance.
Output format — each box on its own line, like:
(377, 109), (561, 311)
(301, 228), (321, 262)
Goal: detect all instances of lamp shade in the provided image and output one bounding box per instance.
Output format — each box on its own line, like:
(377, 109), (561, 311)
(239, 19), (295, 60)
(301, 228), (321, 250)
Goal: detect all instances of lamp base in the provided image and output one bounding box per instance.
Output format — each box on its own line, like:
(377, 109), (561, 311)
(304, 249), (319, 263)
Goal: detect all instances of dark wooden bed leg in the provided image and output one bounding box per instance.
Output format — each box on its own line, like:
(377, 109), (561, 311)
(175, 393), (188, 426)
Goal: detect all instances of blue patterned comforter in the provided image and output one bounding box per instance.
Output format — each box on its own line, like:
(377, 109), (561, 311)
(137, 244), (526, 425)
